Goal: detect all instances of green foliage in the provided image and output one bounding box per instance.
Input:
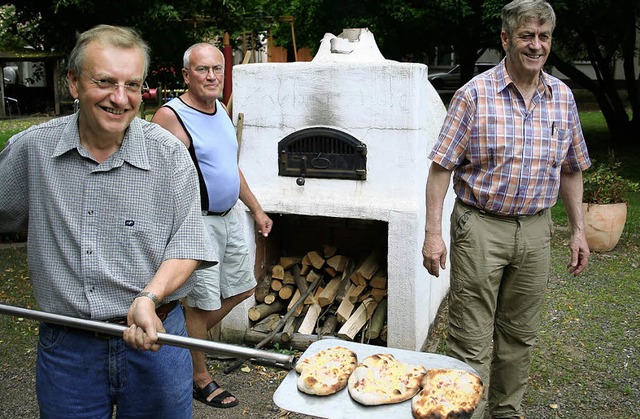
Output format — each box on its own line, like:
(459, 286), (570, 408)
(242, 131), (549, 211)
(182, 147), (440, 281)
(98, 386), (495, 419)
(582, 154), (640, 204)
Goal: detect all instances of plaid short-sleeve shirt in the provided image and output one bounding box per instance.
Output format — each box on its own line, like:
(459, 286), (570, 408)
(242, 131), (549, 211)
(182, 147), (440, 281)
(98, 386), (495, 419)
(429, 59), (591, 215)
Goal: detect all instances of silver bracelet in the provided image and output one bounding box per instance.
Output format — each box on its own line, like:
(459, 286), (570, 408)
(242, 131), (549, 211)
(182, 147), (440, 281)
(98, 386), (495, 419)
(135, 291), (159, 307)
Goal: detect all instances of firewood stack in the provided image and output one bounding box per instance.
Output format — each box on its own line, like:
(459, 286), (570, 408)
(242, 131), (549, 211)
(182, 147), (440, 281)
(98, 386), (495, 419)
(245, 245), (388, 350)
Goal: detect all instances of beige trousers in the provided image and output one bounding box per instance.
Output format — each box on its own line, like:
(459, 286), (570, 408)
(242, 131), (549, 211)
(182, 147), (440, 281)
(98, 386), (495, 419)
(447, 200), (553, 419)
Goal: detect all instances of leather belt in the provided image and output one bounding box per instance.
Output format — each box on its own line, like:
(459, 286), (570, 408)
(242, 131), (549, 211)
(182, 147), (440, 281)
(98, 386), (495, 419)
(457, 199), (543, 220)
(104, 300), (178, 325)
(42, 300), (180, 340)
(206, 208), (232, 216)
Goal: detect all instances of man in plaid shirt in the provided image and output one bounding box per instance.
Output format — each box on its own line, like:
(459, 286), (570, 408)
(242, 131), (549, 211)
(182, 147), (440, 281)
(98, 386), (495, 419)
(422, 1), (590, 418)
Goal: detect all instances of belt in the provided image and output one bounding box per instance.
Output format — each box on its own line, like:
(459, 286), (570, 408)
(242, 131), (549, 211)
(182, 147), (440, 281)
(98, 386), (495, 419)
(104, 299), (178, 325)
(42, 301), (179, 340)
(205, 208), (232, 216)
(457, 199), (543, 220)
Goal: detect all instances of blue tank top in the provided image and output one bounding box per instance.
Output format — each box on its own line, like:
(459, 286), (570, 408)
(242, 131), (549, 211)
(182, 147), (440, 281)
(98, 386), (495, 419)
(164, 98), (240, 212)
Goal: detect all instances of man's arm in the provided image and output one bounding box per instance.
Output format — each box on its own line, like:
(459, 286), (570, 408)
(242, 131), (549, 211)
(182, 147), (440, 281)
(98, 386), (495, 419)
(239, 169), (272, 237)
(151, 107), (190, 147)
(559, 170), (589, 276)
(422, 163), (453, 277)
(123, 258), (200, 351)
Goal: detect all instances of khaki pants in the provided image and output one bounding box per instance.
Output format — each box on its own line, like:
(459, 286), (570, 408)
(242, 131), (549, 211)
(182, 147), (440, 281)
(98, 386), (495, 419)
(448, 200), (553, 418)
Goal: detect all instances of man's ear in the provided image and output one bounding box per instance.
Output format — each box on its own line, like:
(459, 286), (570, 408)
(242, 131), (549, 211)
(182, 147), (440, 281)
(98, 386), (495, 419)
(68, 70), (79, 99)
(500, 30), (509, 51)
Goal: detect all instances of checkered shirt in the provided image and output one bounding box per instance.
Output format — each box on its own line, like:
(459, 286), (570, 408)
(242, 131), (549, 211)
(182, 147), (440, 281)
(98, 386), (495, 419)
(429, 59), (591, 215)
(0, 114), (216, 320)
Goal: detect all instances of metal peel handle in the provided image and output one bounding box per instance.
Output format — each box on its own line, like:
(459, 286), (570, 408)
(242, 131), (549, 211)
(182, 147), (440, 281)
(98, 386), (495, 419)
(0, 303), (294, 370)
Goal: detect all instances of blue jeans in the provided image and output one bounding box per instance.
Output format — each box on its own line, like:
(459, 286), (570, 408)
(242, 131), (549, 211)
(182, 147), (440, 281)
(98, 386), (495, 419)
(36, 304), (192, 418)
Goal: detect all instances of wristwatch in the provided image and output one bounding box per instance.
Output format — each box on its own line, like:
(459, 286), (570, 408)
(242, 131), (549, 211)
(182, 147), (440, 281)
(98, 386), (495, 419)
(135, 291), (159, 307)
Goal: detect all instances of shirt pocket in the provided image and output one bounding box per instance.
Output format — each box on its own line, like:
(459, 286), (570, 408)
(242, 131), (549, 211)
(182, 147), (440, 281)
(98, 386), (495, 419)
(548, 128), (570, 170)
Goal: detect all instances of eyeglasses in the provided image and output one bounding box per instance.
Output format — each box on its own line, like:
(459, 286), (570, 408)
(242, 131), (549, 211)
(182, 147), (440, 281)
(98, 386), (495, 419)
(82, 72), (148, 94)
(191, 65), (224, 76)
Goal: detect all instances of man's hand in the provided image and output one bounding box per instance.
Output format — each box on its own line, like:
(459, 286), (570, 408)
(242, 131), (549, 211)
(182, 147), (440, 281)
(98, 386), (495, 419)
(253, 210), (273, 237)
(123, 296), (165, 352)
(567, 231), (589, 276)
(422, 232), (447, 277)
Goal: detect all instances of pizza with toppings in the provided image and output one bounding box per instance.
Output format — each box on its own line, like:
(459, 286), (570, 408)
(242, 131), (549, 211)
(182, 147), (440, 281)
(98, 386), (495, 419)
(411, 368), (484, 419)
(295, 346), (358, 396)
(347, 353), (427, 405)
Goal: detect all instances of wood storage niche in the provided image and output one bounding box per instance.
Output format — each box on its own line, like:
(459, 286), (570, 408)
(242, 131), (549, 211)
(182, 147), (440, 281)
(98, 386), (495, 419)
(249, 213), (389, 350)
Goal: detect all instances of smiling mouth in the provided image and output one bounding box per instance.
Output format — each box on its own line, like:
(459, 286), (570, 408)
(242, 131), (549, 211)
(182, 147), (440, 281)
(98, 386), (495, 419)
(526, 54), (543, 59)
(102, 107), (126, 115)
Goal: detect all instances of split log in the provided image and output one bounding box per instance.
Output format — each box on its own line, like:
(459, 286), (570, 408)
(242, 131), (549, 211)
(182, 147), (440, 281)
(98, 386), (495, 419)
(349, 271), (366, 286)
(369, 270), (388, 289)
(370, 287), (388, 302)
(305, 286), (324, 305)
(287, 289), (304, 317)
(300, 254), (312, 275)
(248, 300), (284, 322)
(317, 277), (342, 307)
(355, 249), (381, 281)
(306, 269), (323, 284)
(357, 290), (372, 303)
(335, 261), (356, 303)
(322, 244), (337, 258)
(324, 266), (337, 277)
(282, 270), (295, 285)
(317, 314), (338, 337)
(327, 255), (350, 273)
(264, 292), (278, 305)
(254, 274), (272, 303)
(279, 256), (301, 270)
(298, 302), (321, 335)
(278, 284), (295, 300)
(252, 313), (281, 333)
(280, 316), (298, 342)
(337, 297), (378, 340)
(307, 250), (325, 270)
(336, 285), (356, 323)
(271, 264), (285, 280)
(346, 283), (366, 304)
(365, 297), (387, 340)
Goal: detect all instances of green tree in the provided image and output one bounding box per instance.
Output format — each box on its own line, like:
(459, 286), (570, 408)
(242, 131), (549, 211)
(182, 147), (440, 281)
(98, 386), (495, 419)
(549, 0), (640, 149)
(0, 0), (264, 87)
(266, 0), (639, 150)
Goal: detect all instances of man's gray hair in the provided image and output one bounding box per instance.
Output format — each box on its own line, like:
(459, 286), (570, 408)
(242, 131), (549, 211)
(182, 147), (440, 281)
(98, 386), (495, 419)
(502, 0), (556, 34)
(183, 43), (224, 69)
(68, 25), (150, 78)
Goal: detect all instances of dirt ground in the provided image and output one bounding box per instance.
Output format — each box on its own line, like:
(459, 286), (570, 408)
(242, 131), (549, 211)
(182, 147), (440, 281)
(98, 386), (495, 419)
(0, 340), (313, 419)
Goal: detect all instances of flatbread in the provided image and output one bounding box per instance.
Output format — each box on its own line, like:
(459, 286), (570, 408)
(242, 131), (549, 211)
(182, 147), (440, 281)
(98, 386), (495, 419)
(347, 353), (426, 405)
(295, 346), (358, 396)
(411, 368), (484, 419)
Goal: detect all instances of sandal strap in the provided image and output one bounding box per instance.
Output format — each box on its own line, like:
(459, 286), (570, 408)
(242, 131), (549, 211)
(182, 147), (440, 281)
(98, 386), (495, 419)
(194, 380), (220, 398)
(210, 390), (233, 403)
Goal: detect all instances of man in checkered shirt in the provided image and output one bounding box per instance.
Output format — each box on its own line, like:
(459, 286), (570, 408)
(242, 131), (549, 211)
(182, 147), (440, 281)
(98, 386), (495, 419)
(0, 25), (215, 418)
(422, 1), (591, 418)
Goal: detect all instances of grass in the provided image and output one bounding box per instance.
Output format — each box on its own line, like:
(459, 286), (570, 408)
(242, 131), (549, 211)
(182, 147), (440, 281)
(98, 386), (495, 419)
(1, 97), (639, 417)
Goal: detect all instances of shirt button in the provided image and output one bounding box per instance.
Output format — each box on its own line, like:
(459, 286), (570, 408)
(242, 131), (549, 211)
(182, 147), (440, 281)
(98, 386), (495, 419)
(86, 250), (93, 255)
(88, 210), (94, 215)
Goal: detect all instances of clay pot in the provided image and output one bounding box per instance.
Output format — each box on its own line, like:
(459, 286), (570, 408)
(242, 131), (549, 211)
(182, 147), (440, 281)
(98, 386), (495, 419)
(582, 202), (627, 252)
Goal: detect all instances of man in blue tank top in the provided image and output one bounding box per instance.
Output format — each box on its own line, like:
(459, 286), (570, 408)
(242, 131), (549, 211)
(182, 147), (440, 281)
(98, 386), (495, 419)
(152, 42), (273, 409)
